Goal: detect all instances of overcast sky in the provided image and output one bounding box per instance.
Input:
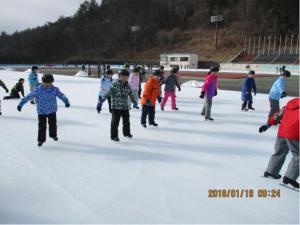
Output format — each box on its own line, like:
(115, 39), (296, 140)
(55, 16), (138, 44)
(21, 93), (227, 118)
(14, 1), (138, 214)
(0, 0), (102, 34)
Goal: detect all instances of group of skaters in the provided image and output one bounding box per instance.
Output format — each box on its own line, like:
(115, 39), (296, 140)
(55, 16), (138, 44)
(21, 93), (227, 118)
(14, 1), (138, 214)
(0, 63), (298, 189)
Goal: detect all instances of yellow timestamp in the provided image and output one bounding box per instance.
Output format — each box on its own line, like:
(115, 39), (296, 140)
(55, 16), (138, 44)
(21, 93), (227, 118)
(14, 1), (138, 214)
(208, 189), (281, 198)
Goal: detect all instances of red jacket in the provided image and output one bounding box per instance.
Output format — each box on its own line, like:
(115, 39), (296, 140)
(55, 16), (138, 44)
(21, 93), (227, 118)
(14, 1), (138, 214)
(268, 98), (299, 141)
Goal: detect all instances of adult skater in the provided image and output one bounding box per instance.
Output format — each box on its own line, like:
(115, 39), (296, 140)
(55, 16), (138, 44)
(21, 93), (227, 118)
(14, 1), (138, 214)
(259, 97), (299, 189)
(241, 70), (257, 111)
(140, 70), (162, 127)
(17, 74), (70, 147)
(200, 65), (219, 121)
(160, 67), (181, 110)
(3, 78), (25, 100)
(98, 69), (137, 142)
(0, 79), (9, 115)
(268, 70), (290, 117)
(97, 69), (113, 113)
(28, 66), (39, 104)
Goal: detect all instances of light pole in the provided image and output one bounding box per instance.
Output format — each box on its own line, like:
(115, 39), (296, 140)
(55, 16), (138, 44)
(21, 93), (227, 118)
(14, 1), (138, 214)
(131, 25), (140, 53)
(210, 15), (223, 50)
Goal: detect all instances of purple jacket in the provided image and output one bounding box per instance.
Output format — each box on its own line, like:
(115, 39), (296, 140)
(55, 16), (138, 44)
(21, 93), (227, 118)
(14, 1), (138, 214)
(202, 73), (218, 97)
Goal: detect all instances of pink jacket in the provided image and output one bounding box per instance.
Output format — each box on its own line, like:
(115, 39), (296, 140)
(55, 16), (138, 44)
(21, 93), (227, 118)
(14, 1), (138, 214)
(129, 73), (140, 91)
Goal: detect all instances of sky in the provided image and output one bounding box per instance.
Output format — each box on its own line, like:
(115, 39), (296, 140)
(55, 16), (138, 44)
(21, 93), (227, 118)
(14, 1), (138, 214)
(0, 0), (102, 34)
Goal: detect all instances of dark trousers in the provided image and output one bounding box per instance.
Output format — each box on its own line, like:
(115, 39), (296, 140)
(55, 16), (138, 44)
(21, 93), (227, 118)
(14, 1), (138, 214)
(141, 105), (155, 124)
(111, 109), (130, 139)
(242, 101), (253, 109)
(4, 92), (20, 100)
(99, 96), (112, 113)
(38, 113), (57, 143)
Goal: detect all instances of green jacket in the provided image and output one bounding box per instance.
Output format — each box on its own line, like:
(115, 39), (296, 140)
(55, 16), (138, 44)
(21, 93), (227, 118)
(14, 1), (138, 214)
(0, 79), (9, 93)
(103, 79), (135, 110)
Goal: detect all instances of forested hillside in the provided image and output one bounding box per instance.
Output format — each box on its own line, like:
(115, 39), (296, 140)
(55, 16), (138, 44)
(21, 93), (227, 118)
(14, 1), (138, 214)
(0, 0), (298, 63)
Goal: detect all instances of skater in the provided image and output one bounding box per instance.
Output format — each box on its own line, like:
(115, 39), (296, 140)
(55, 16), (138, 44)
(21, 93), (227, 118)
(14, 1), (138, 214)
(98, 69), (137, 142)
(97, 69), (113, 113)
(259, 97), (299, 189)
(128, 67), (140, 109)
(0, 79), (9, 115)
(157, 65), (165, 103)
(200, 65), (219, 121)
(160, 67), (181, 110)
(241, 70), (257, 111)
(3, 78), (25, 100)
(140, 70), (162, 128)
(28, 66), (39, 104)
(17, 74), (70, 147)
(268, 70), (290, 118)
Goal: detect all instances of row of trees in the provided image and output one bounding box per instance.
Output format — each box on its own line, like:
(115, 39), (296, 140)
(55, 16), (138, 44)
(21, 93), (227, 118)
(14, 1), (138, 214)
(0, 0), (298, 63)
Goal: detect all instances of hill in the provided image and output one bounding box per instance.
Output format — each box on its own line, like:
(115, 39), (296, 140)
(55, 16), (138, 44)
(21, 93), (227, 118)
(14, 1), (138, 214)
(0, 0), (298, 63)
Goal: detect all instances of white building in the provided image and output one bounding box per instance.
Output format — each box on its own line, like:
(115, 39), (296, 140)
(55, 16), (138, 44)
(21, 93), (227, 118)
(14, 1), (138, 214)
(160, 53), (198, 70)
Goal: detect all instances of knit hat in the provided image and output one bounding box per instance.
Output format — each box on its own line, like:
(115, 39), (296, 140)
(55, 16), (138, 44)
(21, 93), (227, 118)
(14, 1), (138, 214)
(119, 69), (130, 77)
(153, 70), (162, 77)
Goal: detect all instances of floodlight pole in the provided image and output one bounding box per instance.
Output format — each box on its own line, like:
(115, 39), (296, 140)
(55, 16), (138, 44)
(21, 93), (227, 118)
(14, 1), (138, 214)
(210, 15), (223, 50)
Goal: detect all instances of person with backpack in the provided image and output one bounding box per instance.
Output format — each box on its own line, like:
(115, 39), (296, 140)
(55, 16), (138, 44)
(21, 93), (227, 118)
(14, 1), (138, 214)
(259, 97), (299, 189)
(17, 74), (70, 147)
(241, 70), (257, 111)
(200, 65), (219, 121)
(140, 70), (162, 128)
(3, 78), (25, 100)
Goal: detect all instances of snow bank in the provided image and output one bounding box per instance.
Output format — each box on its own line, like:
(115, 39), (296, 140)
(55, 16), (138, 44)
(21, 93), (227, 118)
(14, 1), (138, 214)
(182, 80), (203, 88)
(74, 71), (89, 77)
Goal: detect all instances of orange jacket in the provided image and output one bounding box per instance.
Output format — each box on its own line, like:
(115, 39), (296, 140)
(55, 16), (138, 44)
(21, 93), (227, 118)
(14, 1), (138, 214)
(141, 76), (160, 106)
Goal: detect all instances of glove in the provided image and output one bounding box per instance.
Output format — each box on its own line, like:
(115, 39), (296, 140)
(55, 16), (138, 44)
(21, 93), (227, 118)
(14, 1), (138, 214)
(133, 101), (138, 108)
(146, 99), (151, 106)
(199, 91), (205, 99)
(178, 87), (181, 92)
(215, 90), (217, 96)
(259, 124), (270, 133)
(65, 102), (70, 108)
(17, 105), (22, 112)
(281, 92), (287, 98)
(157, 96), (162, 103)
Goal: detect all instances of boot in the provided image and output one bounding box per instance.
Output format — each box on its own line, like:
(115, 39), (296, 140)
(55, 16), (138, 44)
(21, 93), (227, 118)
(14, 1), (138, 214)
(149, 122), (158, 126)
(283, 176), (299, 188)
(264, 171), (281, 179)
(37, 142), (44, 147)
(111, 137), (120, 142)
(241, 102), (248, 111)
(248, 102), (255, 110)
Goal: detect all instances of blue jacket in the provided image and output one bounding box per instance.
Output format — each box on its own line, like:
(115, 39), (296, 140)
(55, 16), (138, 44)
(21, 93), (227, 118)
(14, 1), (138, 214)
(241, 77), (256, 102)
(19, 85), (69, 115)
(99, 75), (112, 97)
(28, 71), (39, 87)
(269, 77), (285, 100)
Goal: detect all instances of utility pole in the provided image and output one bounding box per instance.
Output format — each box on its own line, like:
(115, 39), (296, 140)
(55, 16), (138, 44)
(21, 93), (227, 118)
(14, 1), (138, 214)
(210, 15), (223, 50)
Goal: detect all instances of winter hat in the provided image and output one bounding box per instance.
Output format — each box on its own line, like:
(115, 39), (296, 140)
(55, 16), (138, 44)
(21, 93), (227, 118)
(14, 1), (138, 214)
(106, 69), (113, 75)
(31, 66), (39, 71)
(248, 70), (255, 75)
(124, 63), (130, 69)
(159, 65), (165, 70)
(171, 66), (179, 74)
(18, 78), (25, 82)
(42, 73), (54, 83)
(133, 67), (140, 73)
(119, 69), (130, 77)
(282, 70), (291, 77)
(210, 65), (219, 73)
(153, 70), (162, 77)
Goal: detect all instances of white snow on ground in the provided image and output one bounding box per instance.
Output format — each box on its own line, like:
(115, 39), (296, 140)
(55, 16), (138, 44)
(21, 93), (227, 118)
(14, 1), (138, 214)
(0, 71), (298, 224)
(182, 80), (203, 88)
(74, 70), (89, 77)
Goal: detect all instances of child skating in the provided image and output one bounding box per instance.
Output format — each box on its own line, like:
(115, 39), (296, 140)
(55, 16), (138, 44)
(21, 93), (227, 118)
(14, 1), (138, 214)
(160, 67), (181, 110)
(98, 69), (137, 142)
(140, 70), (162, 128)
(241, 70), (257, 111)
(200, 65), (219, 121)
(3, 78), (25, 100)
(17, 74), (70, 147)
(97, 69), (113, 113)
(0, 79), (9, 115)
(259, 97), (299, 189)
(28, 66), (39, 104)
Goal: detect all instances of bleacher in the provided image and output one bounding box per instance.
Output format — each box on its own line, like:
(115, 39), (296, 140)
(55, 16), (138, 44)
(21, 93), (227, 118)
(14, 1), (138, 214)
(273, 54), (299, 64)
(252, 55), (277, 63)
(231, 52), (299, 64)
